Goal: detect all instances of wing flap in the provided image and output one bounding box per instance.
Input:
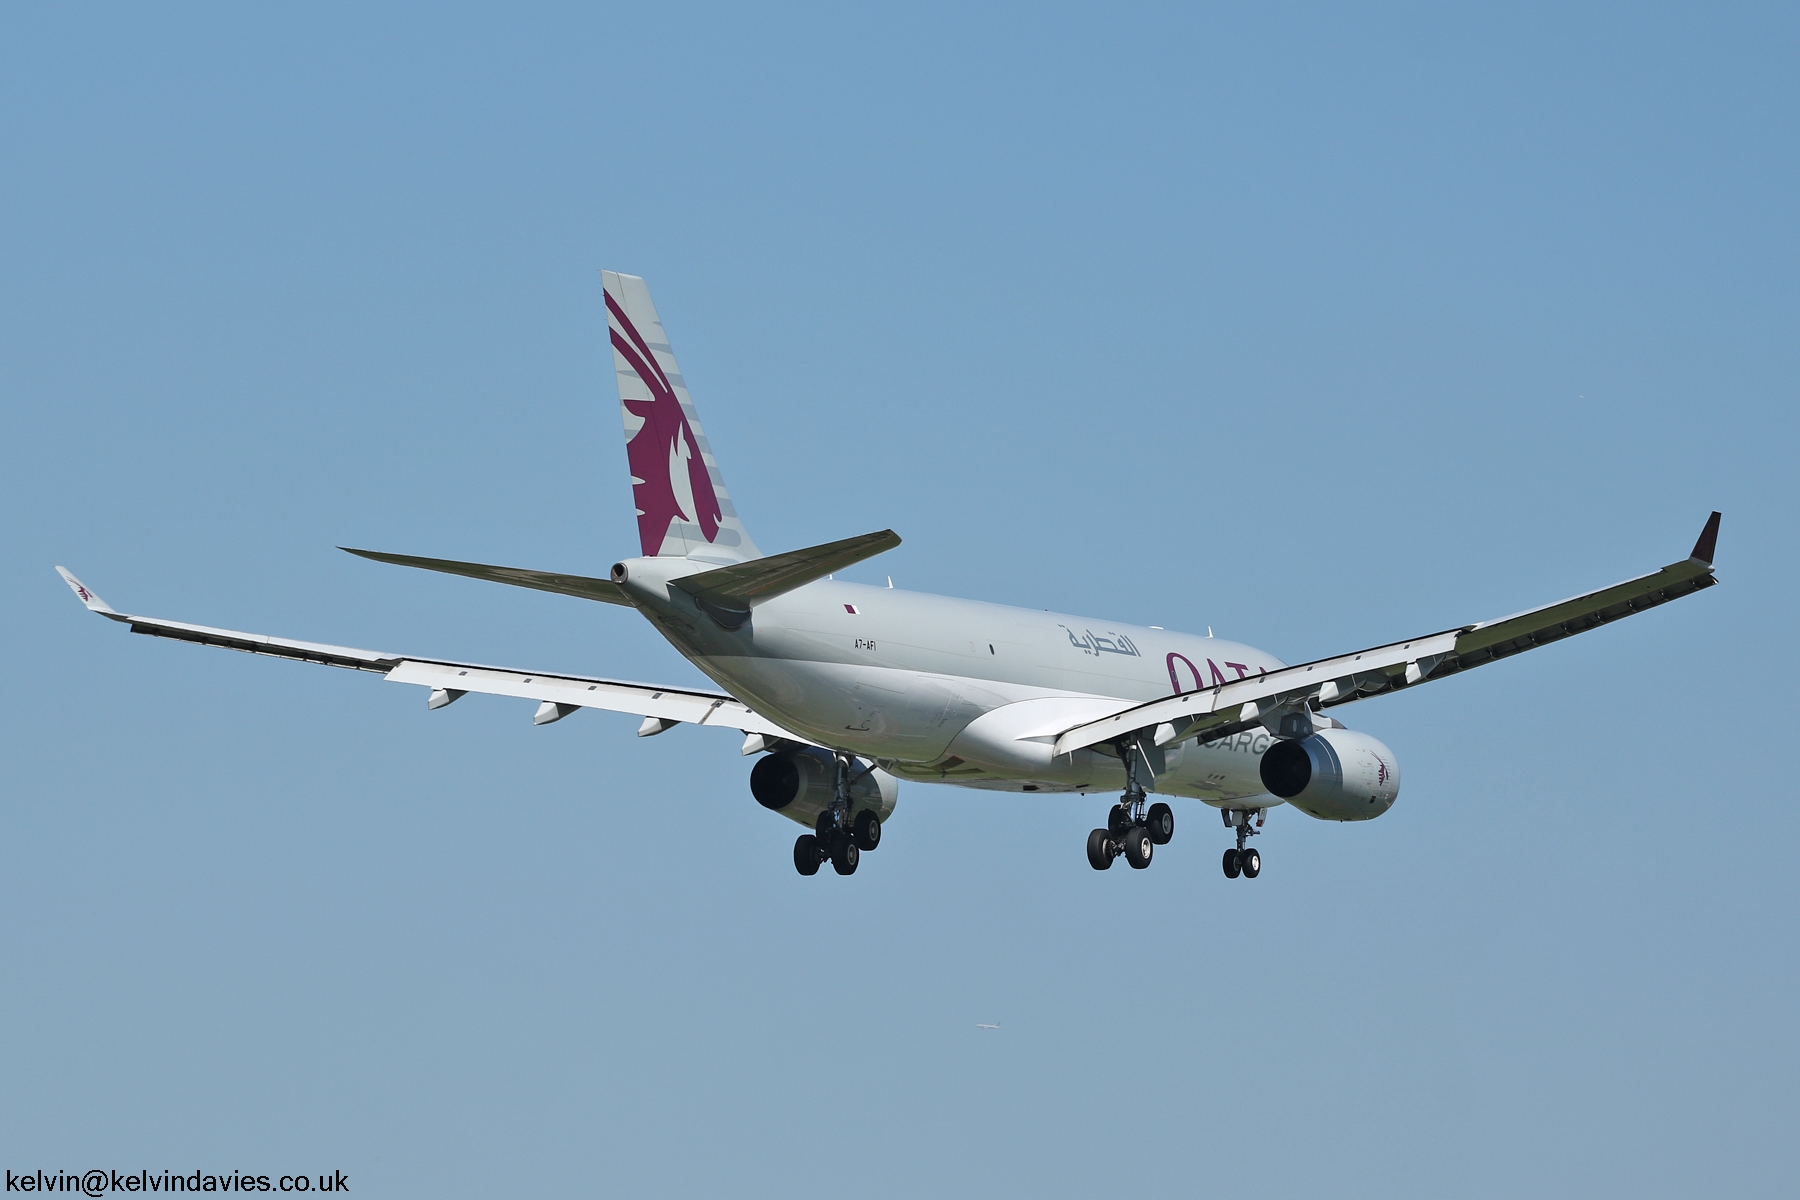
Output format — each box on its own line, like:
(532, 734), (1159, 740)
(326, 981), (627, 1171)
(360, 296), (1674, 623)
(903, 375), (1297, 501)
(1052, 629), (1461, 756)
(59, 565), (402, 672)
(55, 566), (810, 742)
(383, 659), (801, 737)
(1051, 513), (1721, 757)
(125, 616), (403, 672)
(1451, 556), (1713, 665)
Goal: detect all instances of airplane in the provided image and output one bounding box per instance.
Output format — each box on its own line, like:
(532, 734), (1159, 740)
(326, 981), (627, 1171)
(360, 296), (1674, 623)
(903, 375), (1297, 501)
(56, 271), (1722, 880)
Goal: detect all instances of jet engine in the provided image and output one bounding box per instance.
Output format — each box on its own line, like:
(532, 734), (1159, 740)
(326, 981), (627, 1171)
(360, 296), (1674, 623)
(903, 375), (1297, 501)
(749, 747), (898, 830)
(1258, 728), (1399, 821)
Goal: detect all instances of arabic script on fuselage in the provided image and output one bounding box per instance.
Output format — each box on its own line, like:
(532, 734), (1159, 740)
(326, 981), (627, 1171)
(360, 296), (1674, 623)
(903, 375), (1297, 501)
(1059, 626), (1142, 659)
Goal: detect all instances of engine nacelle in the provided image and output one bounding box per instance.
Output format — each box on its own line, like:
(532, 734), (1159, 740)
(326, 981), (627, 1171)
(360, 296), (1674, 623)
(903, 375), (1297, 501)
(749, 748), (898, 830)
(1258, 728), (1399, 822)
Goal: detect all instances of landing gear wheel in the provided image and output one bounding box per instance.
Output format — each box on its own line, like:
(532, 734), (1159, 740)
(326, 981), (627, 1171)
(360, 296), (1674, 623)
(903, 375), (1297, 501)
(830, 834), (860, 875)
(1086, 828), (1115, 870)
(1222, 847), (1241, 879)
(1146, 802), (1174, 845)
(1107, 804), (1130, 837)
(794, 834), (821, 876)
(1239, 847), (1261, 878)
(1122, 827), (1153, 869)
(853, 810), (882, 852)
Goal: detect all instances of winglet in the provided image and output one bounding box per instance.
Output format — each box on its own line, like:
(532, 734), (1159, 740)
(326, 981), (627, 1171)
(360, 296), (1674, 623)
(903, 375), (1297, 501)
(1689, 511), (1722, 565)
(55, 566), (119, 615)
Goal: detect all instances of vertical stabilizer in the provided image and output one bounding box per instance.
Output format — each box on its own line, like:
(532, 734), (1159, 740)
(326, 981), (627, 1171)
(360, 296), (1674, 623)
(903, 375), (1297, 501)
(603, 271), (761, 562)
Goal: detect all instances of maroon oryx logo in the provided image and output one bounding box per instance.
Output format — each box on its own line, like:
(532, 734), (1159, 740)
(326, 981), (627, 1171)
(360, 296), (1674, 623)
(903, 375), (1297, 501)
(606, 290), (723, 555)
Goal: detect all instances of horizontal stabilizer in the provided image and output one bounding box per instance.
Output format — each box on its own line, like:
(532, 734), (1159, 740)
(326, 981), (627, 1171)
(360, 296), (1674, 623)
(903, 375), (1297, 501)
(341, 548), (630, 606)
(673, 529), (900, 623)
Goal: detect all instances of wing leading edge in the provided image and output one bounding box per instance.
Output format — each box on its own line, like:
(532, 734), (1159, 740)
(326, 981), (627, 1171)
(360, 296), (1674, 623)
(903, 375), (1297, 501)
(53, 566), (808, 747)
(1051, 513), (1722, 758)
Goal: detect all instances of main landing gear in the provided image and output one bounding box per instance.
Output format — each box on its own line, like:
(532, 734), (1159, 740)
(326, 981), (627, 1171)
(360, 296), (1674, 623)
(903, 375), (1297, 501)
(793, 753), (884, 877)
(1086, 737), (1174, 871)
(1220, 808), (1265, 880)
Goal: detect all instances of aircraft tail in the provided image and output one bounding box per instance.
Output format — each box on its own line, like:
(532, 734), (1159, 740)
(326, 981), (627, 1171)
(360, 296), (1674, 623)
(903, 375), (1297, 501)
(603, 271), (761, 562)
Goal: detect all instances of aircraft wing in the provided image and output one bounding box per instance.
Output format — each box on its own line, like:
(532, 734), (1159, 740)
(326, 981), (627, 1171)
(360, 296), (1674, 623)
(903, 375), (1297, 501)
(1051, 513), (1722, 758)
(54, 567), (809, 747)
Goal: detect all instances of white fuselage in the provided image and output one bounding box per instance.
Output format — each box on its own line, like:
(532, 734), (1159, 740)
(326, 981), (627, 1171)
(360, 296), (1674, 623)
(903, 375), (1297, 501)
(614, 556), (1294, 808)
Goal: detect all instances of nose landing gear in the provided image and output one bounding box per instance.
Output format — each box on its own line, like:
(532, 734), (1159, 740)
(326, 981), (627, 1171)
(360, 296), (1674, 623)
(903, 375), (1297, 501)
(1220, 808), (1265, 880)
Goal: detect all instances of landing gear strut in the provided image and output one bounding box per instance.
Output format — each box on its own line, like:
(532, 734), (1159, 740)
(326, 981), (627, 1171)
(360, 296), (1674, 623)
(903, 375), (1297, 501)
(1086, 736), (1172, 871)
(1219, 807), (1265, 880)
(792, 752), (883, 876)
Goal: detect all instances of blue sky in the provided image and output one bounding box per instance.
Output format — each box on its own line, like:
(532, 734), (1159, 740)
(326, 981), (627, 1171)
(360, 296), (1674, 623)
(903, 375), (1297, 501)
(3, 4), (1795, 1196)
